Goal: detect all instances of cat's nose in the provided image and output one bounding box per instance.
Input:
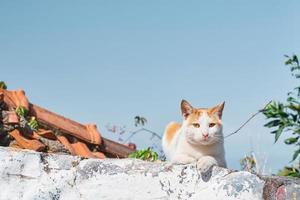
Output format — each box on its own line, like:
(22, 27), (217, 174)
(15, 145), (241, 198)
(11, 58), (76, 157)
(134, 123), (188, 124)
(202, 132), (209, 138)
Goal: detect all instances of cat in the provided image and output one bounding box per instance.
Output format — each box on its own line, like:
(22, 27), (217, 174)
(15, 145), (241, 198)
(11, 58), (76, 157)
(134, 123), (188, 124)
(162, 99), (227, 172)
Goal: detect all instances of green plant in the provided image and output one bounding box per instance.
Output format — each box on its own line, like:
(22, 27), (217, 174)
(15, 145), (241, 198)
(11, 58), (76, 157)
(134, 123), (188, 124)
(15, 106), (39, 131)
(15, 106), (29, 118)
(28, 116), (39, 131)
(240, 154), (257, 173)
(129, 147), (158, 161)
(134, 116), (147, 127)
(263, 54), (300, 177)
(0, 81), (7, 90)
(278, 165), (300, 178)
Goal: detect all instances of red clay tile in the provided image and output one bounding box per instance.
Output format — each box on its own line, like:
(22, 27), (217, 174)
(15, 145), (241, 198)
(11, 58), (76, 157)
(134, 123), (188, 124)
(9, 129), (46, 151)
(0, 92), (4, 102)
(92, 152), (106, 159)
(2, 111), (19, 124)
(1, 89), (134, 158)
(126, 142), (137, 150)
(29, 104), (101, 145)
(31, 132), (41, 139)
(12, 90), (29, 110)
(1, 90), (15, 107)
(69, 137), (96, 158)
(85, 123), (102, 144)
(1, 89), (29, 109)
(20, 130), (41, 140)
(57, 135), (76, 155)
(36, 129), (57, 140)
(9, 140), (24, 149)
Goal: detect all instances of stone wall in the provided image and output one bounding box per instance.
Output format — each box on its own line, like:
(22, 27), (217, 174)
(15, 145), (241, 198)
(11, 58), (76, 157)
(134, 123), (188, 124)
(0, 147), (299, 200)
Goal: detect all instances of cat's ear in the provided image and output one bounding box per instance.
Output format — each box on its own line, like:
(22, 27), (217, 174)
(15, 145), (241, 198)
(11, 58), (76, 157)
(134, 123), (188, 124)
(210, 101), (225, 119)
(181, 99), (193, 119)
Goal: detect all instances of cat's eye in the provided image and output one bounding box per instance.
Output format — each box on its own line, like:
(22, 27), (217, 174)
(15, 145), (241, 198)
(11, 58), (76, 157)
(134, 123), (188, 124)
(192, 123), (200, 128)
(209, 123), (216, 128)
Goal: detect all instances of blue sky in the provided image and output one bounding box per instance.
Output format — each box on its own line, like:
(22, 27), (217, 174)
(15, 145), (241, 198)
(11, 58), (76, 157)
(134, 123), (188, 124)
(0, 1), (299, 173)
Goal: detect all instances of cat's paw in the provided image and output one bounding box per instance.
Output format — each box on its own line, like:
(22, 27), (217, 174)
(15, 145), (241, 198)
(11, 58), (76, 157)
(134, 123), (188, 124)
(171, 154), (196, 165)
(196, 156), (218, 172)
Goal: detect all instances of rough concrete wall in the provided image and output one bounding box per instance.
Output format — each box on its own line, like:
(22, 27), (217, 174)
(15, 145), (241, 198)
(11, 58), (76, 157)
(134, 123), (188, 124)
(0, 147), (299, 200)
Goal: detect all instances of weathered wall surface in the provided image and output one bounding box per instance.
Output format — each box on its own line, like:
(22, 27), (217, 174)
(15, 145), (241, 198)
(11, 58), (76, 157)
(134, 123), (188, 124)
(0, 147), (299, 200)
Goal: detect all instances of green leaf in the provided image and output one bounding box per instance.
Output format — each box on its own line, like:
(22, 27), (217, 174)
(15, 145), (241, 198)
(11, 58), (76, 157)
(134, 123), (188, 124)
(128, 147), (158, 161)
(284, 137), (299, 145)
(285, 59), (292, 65)
(134, 116), (148, 127)
(292, 148), (300, 161)
(264, 120), (281, 128)
(291, 114), (298, 122)
(0, 81), (7, 90)
(28, 117), (39, 131)
(275, 126), (284, 143)
(287, 102), (300, 112)
(15, 106), (29, 118)
(288, 172), (300, 178)
(278, 166), (300, 177)
(270, 130), (278, 134)
(294, 128), (300, 134)
(292, 55), (299, 65)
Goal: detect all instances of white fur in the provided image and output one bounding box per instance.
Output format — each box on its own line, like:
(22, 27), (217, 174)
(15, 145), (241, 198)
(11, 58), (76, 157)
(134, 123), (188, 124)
(162, 111), (227, 171)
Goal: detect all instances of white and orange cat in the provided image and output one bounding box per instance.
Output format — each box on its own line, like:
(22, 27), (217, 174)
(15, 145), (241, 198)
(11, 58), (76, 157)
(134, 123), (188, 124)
(162, 100), (226, 171)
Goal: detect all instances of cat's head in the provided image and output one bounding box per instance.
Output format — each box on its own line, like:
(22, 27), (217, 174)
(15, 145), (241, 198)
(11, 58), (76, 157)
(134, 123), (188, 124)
(180, 99), (225, 146)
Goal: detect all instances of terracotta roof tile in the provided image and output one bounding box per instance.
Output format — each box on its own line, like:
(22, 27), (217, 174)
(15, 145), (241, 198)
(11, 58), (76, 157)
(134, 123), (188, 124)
(57, 135), (76, 156)
(1, 89), (29, 109)
(93, 152), (106, 159)
(9, 140), (23, 149)
(0, 92), (4, 102)
(0, 88), (135, 158)
(2, 111), (19, 124)
(9, 129), (46, 151)
(29, 104), (102, 145)
(35, 129), (57, 140)
(12, 90), (29, 109)
(85, 123), (102, 144)
(69, 137), (96, 158)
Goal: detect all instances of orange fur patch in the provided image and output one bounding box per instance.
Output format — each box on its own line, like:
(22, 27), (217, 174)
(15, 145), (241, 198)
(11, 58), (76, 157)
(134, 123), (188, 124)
(164, 122), (181, 143)
(208, 114), (222, 125)
(186, 108), (222, 125)
(207, 107), (222, 125)
(186, 109), (202, 124)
